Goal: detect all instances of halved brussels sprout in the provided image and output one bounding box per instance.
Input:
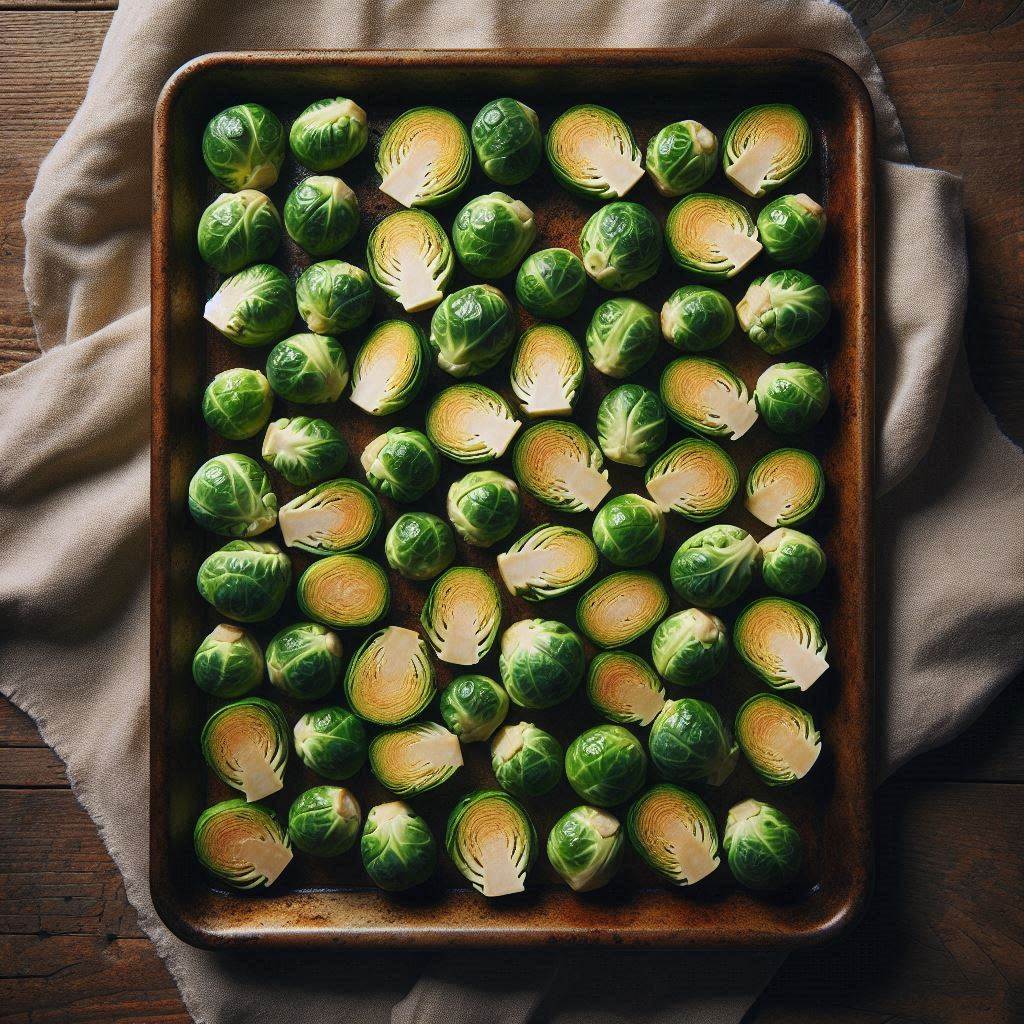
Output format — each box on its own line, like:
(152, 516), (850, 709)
(421, 566), (502, 666)
(649, 698), (738, 785)
(288, 785), (362, 857)
(266, 622), (342, 701)
(429, 284), (517, 377)
(586, 651), (666, 726)
(296, 553), (390, 628)
(515, 248), (587, 319)
(194, 799), (292, 890)
(201, 697), (289, 802)
(510, 324), (584, 417)
(446, 789), (537, 897)
(289, 97), (368, 171)
(447, 471), (521, 547)
(512, 420), (610, 512)
(295, 260), (375, 335)
(670, 524), (759, 608)
(349, 320), (429, 415)
(196, 541), (291, 622)
(577, 571), (669, 649)
(204, 263), (295, 348)
(651, 609), (728, 686)
(744, 447), (824, 527)
(736, 693), (821, 786)
(202, 368), (273, 441)
(724, 798), (803, 892)
(664, 193), (762, 279)
(491, 722), (563, 798)
(425, 383), (521, 464)
(360, 427), (440, 503)
(645, 437), (739, 520)
(759, 528), (827, 595)
(472, 98), (543, 185)
(266, 333), (349, 404)
(660, 356), (758, 441)
(754, 361), (830, 433)
(565, 725), (648, 807)
(192, 624), (264, 698)
(722, 104), (812, 198)
(278, 478), (381, 555)
(366, 210), (454, 312)
(547, 806), (625, 892)
(586, 297), (660, 378)
(262, 416), (349, 488)
(661, 285), (735, 352)
(499, 618), (585, 708)
(293, 705), (368, 780)
(377, 106), (471, 208)
(284, 176), (360, 256)
(592, 494), (666, 567)
(440, 675), (509, 743)
(369, 722), (464, 796)
(737, 270), (831, 354)
(579, 202), (662, 291)
(596, 385), (667, 467)
(757, 194), (826, 263)
(627, 784), (719, 886)
(197, 190), (281, 274)
(202, 103), (285, 191)
(546, 104), (643, 199)
(497, 524), (599, 602)
(453, 193), (537, 279)
(344, 626), (436, 727)
(361, 801), (438, 891)
(384, 512), (456, 581)
(733, 597), (829, 691)
(188, 453), (278, 537)
(645, 120), (718, 197)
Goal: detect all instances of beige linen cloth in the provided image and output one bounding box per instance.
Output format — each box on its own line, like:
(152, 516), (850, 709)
(2, 1), (1022, 1021)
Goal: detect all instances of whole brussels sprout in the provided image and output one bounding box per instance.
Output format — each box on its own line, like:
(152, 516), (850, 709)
(429, 284), (516, 377)
(384, 512), (455, 580)
(736, 270), (831, 355)
(266, 333), (349, 404)
(596, 384), (667, 467)
(661, 285), (735, 352)
(586, 298), (659, 378)
(360, 427), (440, 503)
(471, 98), (543, 186)
(579, 202), (662, 291)
(757, 194), (826, 263)
(645, 120), (718, 197)
(649, 698), (738, 785)
(197, 541), (291, 622)
(361, 801), (438, 891)
(565, 725), (647, 807)
(288, 785), (361, 857)
(202, 103), (285, 191)
(197, 190), (282, 274)
(515, 248), (587, 319)
(266, 622), (343, 701)
(440, 674), (509, 743)
(723, 798), (803, 892)
(202, 367), (273, 440)
(204, 263), (295, 348)
(651, 609), (728, 686)
(759, 528), (827, 595)
(546, 806), (625, 892)
(262, 416), (349, 487)
(592, 494), (665, 567)
(293, 705), (368, 780)
(452, 193), (536, 279)
(754, 361), (830, 433)
(289, 97), (368, 171)
(295, 261), (375, 335)
(499, 618), (585, 709)
(188, 453), (277, 538)
(284, 176), (360, 256)
(491, 722), (562, 798)
(447, 470), (520, 547)
(670, 524), (760, 608)
(191, 623), (264, 698)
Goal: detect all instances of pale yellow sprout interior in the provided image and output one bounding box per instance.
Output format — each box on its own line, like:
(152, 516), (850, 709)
(456, 799), (529, 897)
(235, 835), (293, 886)
(664, 361), (757, 440)
(742, 601), (828, 690)
(430, 572), (499, 666)
(350, 323), (421, 413)
(552, 107), (644, 196)
(354, 627), (430, 720)
(512, 327), (581, 416)
(497, 525), (596, 595)
(670, 197), (762, 275)
(379, 110), (465, 207)
(520, 424), (610, 511)
(745, 453), (818, 526)
(634, 793), (719, 885)
(371, 212), (449, 311)
(279, 482), (376, 550)
(726, 107), (810, 197)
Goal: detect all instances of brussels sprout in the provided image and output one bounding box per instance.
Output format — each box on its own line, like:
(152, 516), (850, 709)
(547, 806), (625, 892)
(429, 283), (517, 377)
(349, 320), (429, 415)
(627, 784), (719, 886)
(202, 103), (285, 191)
(645, 120), (718, 197)
(385, 512), (456, 581)
(377, 106), (471, 208)
(596, 385), (667, 467)
(194, 799), (292, 889)
(497, 524), (599, 602)
(724, 798), (803, 892)
(295, 260), (375, 335)
(421, 566), (502, 666)
(196, 541), (291, 622)
(664, 193), (762, 279)
(288, 785), (362, 857)
(201, 697), (289, 801)
(577, 570), (669, 649)
(296, 553), (390, 628)
(546, 104), (643, 199)
(278, 478), (381, 555)
(344, 626), (435, 726)
(366, 209), (454, 312)
(262, 416), (349, 487)
(289, 97), (368, 171)
(284, 175), (359, 256)
(293, 705), (368, 780)
(737, 270), (831, 354)
(515, 248), (587, 319)
(735, 693), (821, 786)
(650, 609), (728, 686)
(512, 420), (610, 512)
(360, 426), (440, 503)
(660, 356), (758, 441)
(369, 722), (464, 796)
(510, 324), (584, 417)
(649, 698), (738, 785)
(266, 623), (343, 701)
(733, 597), (829, 691)
(586, 651), (666, 726)
(192, 624), (264, 698)
(491, 722), (563, 798)
(669, 524), (760, 608)
(361, 801), (438, 891)
(585, 297), (660, 378)
(722, 104), (812, 198)
(472, 98), (543, 186)
(579, 202), (662, 291)
(644, 437), (740, 520)
(202, 368), (273, 441)
(440, 675), (509, 743)
(447, 470), (521, 547)
(452, 193), (537, 279)
(744, 447), (824, 527)
(757, 194), (826, 262)
(592, 494), (666, 567)
(759, 528), (827, 595)
(197, 190), (282, 274)
(204, 263), (295, 348)
(266, 333), (349, 404)
(754, 361), (830, 433)
(661, 285), (735, 352)
(499, 618), (585, 709)
(425, 384), (521, 463)
(188, 453), (278, 538)
(565, 725), (647, 807)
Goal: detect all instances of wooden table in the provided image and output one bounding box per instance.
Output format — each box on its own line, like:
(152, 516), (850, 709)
(1, 2), (1021, 1020)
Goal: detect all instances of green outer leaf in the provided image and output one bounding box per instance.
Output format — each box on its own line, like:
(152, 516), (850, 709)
(202, 368), (273, 441)
(595, 385), (667, 467)
(723, 798), (803, 891)
(564, 724), (647, 807)
(360, 802), (438, 891)
(266, 622), (342, 701)
(188, 454), (278, 538)
(196, 541), (291, 623)
(669, 524), (759, 608)
(586, 298), (659, 378)
(293, 705), (368, 780)
(579, 202), (662, 291)
(197, 190), (282, 275)
(472, 98), (543, 186)
(202, 103), (285, 191)
(648, 697), (738, 785)
(284, 176), (360, 256)
(514, 248), (587, 319)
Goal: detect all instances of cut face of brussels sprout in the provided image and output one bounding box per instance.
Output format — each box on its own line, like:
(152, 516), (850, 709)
(262, 417), (349, 488)
(360, 427), (440, 503)
(596, 385), (668, 468)
(203, 368), (273, 441)
(426, 383), (521, 464)
(649, 698), (738, 786)
(586, 297), (660, 378)
(546, 104), (643, 199)
(754, 361), (830, 433)
(645, 120), (718, 197)
(736, 693), (821, 785)
(344, 626), (435, 726)
(447, 471), (521, 547)
(429, 284), (517, 377)
(577, 571), (669, 649)
(288, 785), (361, 857)
(295, 260), (375, 335)
(491, 722), (563, 798)
(289, 97), (368, 171)
(369, 722), (464, 796)
(759, 528), (827, 595)
(361, 801), (438, 891)
(453, 193), (537, 279)
(278, 478), (381, 555)
(192, 624), (264, 698)
(366, 210), (454, 312)
(296, 553), (390, 628)
(737, 270), (831, 354)
(204, 263), (295, 348)
(651, 609), (728, 686)
(579, 202), (662, 291)
(592, 494), (666, 567)
(385, 512), (456, 581)
(446, 789), (537, 897)
(284, 176), (360, 256)
(376, 106), (471, 208)
(440, 675), (509, 743)
(472, 98), (543, 186)
(645, 438), (739, 520)
(510, 325), (584, 417)
(586, 651), (666, 726)
(733, 597), (829, 691)
(722, 104), (812, 197)
(515, 248), (587, 319)
(512, 420), (610, 512)
(349, 320), (429, 415)
(202, 104), (285, 191)
(188, 453), (278, 538)
(497, 524), (599, 602)
(499, 618), (585, 709)
(745, 447), (824, 526)
(670, 524), (760, 609)
(194, 799), (292, 890)
(293, 706), (368, 780)
(757, 193), (826, 263)
(266, 334), (349, 404)
(565, 725), (648, 807)
(201, 697), (289, 802)
(547, 806), (625, 892)
(665, 193), (761, 279)
(661, 356), (758, 441)
(198, 190), (282, 275)
(196, 541), (291, 623)
(724, 798), (803, 891)
(422, 567), (502, 667)
(627, 784), (719, 886)
(266, 622), (342, 701)
(661, 285), (736, 353)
